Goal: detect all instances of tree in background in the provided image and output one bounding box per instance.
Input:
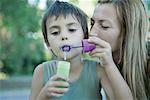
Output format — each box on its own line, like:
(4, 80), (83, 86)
(0, 0), (47, 75)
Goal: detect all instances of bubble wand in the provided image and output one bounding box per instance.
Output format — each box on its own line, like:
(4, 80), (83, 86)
(61, 39), (96, 53)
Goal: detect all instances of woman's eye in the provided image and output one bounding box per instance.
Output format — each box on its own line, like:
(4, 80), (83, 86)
(101, 26), (110, 30)
(51, 31), (59, 35)
(69, 29), (76, 32)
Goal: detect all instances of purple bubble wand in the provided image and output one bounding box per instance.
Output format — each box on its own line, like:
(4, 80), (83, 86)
(61, 39), (96, 53)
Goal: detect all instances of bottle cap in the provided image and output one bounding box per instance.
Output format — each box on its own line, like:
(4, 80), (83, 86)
(82, 39), (96, 52)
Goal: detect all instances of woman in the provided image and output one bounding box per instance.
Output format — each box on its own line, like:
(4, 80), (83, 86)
(89, 0), (150, 99)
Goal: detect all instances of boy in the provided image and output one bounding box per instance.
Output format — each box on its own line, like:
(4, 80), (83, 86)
(30, 1), (101, 100)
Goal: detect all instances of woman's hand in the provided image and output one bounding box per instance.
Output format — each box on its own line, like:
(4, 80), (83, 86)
(88, 36), (115, 67)
(88, 36), (133, 99)
(38, 74), (70, 99)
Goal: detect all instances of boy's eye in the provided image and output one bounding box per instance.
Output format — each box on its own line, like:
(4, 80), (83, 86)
(69, 29), (76, 32)
(51, 31), (60, 35)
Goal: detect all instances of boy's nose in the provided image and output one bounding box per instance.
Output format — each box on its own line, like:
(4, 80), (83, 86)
(60, 31), (69, 41)
(61, 37), (68, 41)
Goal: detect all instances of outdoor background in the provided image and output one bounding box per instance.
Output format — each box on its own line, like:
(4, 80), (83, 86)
(0, 0), (150, 100)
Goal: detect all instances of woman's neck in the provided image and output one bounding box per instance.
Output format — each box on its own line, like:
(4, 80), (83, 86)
(112, 50), (121, 64)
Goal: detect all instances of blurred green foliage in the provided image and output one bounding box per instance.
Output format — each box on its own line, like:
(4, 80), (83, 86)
(0, 0), (48, 75)
(0, 0), (149, 76)
(146, 1), (150, 22)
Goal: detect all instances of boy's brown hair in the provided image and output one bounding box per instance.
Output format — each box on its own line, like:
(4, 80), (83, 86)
(42, 1), (88, 46)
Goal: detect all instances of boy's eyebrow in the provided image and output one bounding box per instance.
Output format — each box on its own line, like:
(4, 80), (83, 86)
(49, 26), (59, 30)
(48, 23), (78, 29)
(67, 22), (79, 26)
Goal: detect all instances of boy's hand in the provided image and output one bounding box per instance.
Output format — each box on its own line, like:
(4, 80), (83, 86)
(43, 74), (70, 98)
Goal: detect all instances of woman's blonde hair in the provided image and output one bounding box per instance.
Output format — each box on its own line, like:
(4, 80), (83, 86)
(98, 0), (150, 100)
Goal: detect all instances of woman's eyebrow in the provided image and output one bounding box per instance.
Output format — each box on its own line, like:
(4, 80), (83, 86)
(91, 18), (110, 24)
(98, 19), (111, 25)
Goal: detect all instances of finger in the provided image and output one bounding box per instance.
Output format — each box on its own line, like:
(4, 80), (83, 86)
(50, 74), (67, 81)
(91, 53), (105, 58)
(48, 87), (69, 94)
(49, 92), (64, 97)
(66, 78), (70, 83)
(91, 53), (105, 66)
(47, 81), (70, 88)
(90, 51), (105, 61)
(88, 37), (110, 48)
(89, 48), (106, 56)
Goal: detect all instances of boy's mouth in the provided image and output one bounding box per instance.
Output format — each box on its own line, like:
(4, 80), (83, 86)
(60, 43), (83, 52)
(61, 45), (72, 52)
(60, 45), (72, 60)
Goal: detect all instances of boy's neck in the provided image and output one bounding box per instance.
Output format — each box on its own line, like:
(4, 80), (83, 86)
(70, 55), (83, 69)
(68, 55), (84, 82)
(58, 54), (83, 71)
(58, 54), (84, 82)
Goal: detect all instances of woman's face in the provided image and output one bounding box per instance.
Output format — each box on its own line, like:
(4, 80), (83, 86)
(90, 3), (121, 52)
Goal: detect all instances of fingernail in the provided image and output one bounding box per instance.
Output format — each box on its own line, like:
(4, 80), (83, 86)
(88, 38), (91, 42)
(67, 78), (70, 82)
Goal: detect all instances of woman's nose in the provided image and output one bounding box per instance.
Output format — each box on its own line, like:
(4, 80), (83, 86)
(89, 26), (98, 37)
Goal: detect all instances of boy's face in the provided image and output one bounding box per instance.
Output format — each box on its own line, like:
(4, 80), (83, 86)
(46, 14), (84, 60)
